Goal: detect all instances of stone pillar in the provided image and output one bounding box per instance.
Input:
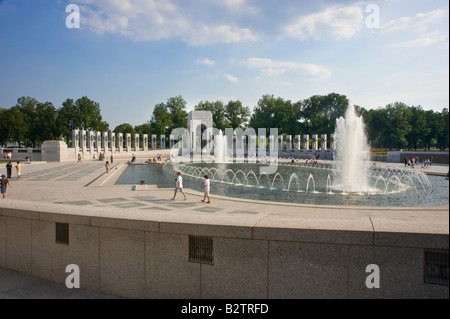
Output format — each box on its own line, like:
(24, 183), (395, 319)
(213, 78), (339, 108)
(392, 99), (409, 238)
(312, 134), (318, 152)
(72, 129), (80, 158)
(295, 135), (301, 152)
(72, 129), (79, 149)
(96, 132), (102, 154)
(269, 135), (275, 154)
(259, 134), (266, 159)
(126, 133), (132, 152)
(152, 134), (157, 150)
(118, 133), (123, 153)
(160, 135), (166, 149)
(81, 130), (86, 157)
(236, 135), (246, 163)
(277, 135), (283, 155)
(110, 132), (116, 154)
(249, 135), (257, 162)
(169, 135), (175, 149)
(321, 134), (328, 151)
(88, 131), (95, 154)
(303, 134), (309, 152)
(134, 134), (140, 152)
(143, 134), (148, 152)
(102, 132), (108, 153)
(330, 134), (335, 153)
(286, 135), (292, 152)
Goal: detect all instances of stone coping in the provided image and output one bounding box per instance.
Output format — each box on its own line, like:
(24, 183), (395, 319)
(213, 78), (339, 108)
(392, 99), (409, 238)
(1, 198), (448, 249)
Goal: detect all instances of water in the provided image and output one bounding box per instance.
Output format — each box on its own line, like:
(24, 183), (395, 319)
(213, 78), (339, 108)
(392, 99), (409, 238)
(115, 100), (448, 207)
(332, 101), (372, 192)
(115, 163), (448, 207)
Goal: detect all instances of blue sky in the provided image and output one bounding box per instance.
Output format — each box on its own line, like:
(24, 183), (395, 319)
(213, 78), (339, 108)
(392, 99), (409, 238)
(0, 0), (448, 130)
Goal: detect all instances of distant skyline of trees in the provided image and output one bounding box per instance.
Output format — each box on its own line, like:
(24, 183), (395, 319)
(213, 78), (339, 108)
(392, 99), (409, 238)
(1, 93), (448, 151)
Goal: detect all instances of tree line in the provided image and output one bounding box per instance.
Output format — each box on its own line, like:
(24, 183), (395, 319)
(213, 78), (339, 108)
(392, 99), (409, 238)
(1, 93), (448, 151)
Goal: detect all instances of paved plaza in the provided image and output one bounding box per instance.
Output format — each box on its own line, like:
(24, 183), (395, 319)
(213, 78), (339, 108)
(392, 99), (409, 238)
(0, 156), (448, 298)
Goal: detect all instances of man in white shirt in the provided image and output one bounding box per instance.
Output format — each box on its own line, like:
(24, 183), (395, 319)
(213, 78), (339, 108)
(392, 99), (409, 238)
(201, 175), (211, 204)
(172, 172), (187, 200)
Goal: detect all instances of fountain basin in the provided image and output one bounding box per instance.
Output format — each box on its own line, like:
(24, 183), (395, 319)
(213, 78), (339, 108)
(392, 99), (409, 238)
(160, 161), (448, 207)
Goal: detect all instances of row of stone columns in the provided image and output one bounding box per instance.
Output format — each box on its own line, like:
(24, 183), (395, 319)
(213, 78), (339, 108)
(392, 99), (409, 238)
(72, 129), (336, 155)
(72, 129), (174, 155)
(227, 134), (335, 153)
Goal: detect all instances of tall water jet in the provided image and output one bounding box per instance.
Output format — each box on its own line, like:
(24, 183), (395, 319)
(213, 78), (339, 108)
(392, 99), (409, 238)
(332, 101), (371, 192)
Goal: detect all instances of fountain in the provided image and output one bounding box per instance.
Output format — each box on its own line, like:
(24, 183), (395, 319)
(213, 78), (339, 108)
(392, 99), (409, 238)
(158, 105), (445, 206)
(332, 101), (371, 193)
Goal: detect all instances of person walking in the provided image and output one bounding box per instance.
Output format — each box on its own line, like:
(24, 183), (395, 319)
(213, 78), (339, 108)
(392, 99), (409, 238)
(1, 174), (12, 199)
(15, 161), (21, 179)
(6, 161), (12, 178)
(201, 175), (211, 204)
(171, 172), (187, 200)
(105, 161), (110, 174)
(110, 154), (114, 164)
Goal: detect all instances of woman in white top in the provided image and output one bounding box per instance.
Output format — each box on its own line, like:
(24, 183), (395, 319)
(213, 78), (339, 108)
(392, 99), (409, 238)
(172, 172), (187, 200)
(201, 175), (211, 203)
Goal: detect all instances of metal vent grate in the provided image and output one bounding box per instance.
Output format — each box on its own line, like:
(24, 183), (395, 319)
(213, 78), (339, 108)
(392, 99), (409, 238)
(424, 249), (449, 286)
(55, 223), (69, 245)
(189, 235), (213, 265)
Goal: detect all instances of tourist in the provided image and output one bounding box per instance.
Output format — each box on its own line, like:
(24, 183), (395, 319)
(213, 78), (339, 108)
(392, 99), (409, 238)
(201, 175), (211, 204)
(6, 161), (12, 178)
(105, 161), (110, 173)
(171, 172), (187, 200)
(1, 174), (12, 199)
(15, 161), (21, 179)
(110, 154), (114, 164)
(78, 154), (82, 163)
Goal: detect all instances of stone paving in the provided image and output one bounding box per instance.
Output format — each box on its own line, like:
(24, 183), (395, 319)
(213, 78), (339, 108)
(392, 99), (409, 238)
(0, 157), (448, 299)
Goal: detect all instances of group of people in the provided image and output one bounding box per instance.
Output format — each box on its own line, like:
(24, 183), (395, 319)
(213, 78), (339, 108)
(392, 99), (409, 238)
(3, 152), (12, 160)
(1, 161), (20, 199)
(171, 172), (211, 204)
(404, 156), (433, 168)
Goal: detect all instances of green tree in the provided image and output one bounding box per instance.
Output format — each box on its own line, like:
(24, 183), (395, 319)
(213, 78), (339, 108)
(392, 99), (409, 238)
(33, 102), (59, 144)
(56, 99), (80, 145)
(297, 93), (349, 135)
(0, 107), (27, 146)
(15, 96), (39, 147)
(165, 96), (188, 132)
(250, 95), (296, 134)
(405, 106), (430, 150)
(225, 100), (251, 130)
(113, 123), (135, 135)
(440, 108), (449, 150)
(195, 100), (229, 131)
(150, 103), (172, 136)
(134, 122), (152, 136)
(382, 102), (413, 149)
(74, 96), (109, 132)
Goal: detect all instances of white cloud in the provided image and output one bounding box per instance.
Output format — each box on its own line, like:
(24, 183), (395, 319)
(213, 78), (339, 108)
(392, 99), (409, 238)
(196, 58), (216, 66)
(76, 0), (257, 45)
(285, 5), (364, 40)
(212, 0), (260, 15)
(224, 73), (239, 83)
(245, 58), (332, 80)
(393, 32), (449, 48)
(382, 9), (446, 34)
(382, 9), (448, 48)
